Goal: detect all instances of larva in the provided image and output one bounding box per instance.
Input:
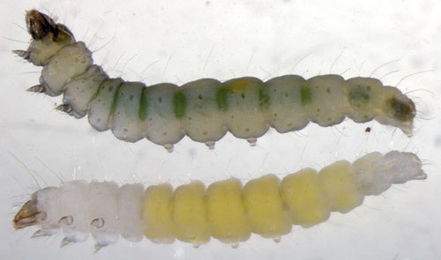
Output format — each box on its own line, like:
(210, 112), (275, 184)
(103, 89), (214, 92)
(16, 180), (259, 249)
(15, 10), (417, 152)
(13, 151), (426, 251)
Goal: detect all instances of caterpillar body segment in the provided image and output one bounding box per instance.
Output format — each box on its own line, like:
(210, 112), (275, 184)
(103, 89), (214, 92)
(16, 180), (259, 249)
(13, 151), (427, 250)
(16, 10), (417, 151)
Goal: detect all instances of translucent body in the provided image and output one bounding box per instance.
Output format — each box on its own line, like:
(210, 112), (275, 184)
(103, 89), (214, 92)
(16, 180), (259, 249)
(14, 151), (427, 250)
(16, 10), (417, 152)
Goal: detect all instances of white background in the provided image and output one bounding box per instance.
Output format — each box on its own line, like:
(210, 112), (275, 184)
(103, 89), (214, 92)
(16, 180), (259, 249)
(1, 0), (440, 259)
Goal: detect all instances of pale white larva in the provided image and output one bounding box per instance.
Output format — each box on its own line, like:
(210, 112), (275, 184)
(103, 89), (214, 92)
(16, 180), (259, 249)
(15, 10), (417, 152)
(13, 151), (427, 251)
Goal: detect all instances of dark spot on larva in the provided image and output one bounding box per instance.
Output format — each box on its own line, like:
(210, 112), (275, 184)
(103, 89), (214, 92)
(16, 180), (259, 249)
(328, 117), (332, 121)
(198, 94), (203, 100)
(245, 128), (250, 132)
(203, 131), (208, 136)
(108, 86), (113, 92)
(364, 114), (369, 119)
(97, 98), (101, 102)
(148, 117), (152, 122)
(231, 115), (235, 119)
(348, 87), (370, 108)
(367, 85), (371, 91)
(273, 113), (278, 117)
(158, 97), (162, 103)
(317, 108), (320, 112)
(288, 123), (293, 127)
(123, 128), (128, 132)
(326, 88), (331, 93)
(188, 117), (192, 121)
(129, 95), (134, 101)
(241, 93), (245, 99)
(163, 132), (167, 136)
(96, 118), (101, 122)
(387, 96), (416, 122)
(285, 93), (289, 97)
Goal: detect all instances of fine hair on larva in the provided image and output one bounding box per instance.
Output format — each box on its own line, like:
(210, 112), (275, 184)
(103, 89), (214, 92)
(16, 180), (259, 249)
(14, 10), (417, 152)
(13, 151), (427, 251)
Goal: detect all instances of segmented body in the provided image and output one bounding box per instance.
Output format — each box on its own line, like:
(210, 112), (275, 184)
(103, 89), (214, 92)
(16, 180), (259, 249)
(13, 151), (426, 250)
(15, 10), (416, 152)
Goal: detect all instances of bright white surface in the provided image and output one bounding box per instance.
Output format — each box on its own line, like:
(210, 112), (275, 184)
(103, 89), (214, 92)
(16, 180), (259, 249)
(1, 0), (440, 259)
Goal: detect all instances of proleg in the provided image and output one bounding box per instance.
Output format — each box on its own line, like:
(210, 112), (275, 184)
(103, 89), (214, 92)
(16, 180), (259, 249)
(15, 10), (417, 152)
(13, 151), (427, 250)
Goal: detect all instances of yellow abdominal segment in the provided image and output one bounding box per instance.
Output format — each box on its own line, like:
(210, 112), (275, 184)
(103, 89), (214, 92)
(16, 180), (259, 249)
(141, 163), (364, 245)
(142, 184), (175, 243)
(206, 178), (250, 243)
(280, 168), (330, 227)
(173, 181), (209, 245)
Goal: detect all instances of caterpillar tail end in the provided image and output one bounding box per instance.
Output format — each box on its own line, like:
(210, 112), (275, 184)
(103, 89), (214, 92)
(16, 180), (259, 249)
(397, 117), (414, 137)
(354, 151), (427, 196)
(388, 95), (416, 137)
(13, 200), (40, 229)
(382, 151), (427, 182)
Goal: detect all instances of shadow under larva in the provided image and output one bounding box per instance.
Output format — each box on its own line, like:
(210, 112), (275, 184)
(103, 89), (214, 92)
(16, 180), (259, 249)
(13, 151), (427, 251)
(15, 10), (416, 152)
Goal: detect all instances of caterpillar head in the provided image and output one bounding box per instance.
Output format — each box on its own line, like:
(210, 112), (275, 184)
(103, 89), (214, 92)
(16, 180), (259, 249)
(13, 9), (75, 66)
(13, 199), (45, 229)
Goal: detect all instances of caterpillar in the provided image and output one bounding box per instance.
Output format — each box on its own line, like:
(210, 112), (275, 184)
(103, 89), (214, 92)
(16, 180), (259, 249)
(13, 151), (427, 251)
(15, 10), (417, 152)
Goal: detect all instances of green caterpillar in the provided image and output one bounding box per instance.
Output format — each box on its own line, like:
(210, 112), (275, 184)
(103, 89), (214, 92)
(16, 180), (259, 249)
(16, 10), (416, 152)
(13, 151), (426, 250)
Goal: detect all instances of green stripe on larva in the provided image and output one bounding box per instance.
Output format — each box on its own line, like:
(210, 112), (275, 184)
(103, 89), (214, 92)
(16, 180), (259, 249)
(258, 87), (270, 109)
(300, 85), (312, 106)
(216, 87), (229, 111)
(110, 84), (123, 117)
(139, 87), (148, 121)
(88, 81), (104, 106)
(17, 10), (418, 151)
(173, 91), (187, 119)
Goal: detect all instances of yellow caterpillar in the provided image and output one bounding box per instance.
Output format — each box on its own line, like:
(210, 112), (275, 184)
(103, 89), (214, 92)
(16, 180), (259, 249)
(13, 151), (426, 251)
(15, 10), (416, 152)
